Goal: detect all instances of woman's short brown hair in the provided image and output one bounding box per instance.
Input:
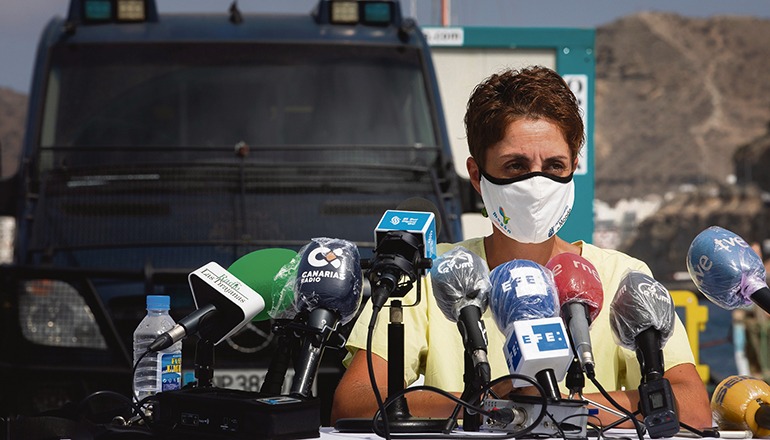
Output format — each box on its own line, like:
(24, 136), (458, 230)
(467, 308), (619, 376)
(464, 66), (584, 167)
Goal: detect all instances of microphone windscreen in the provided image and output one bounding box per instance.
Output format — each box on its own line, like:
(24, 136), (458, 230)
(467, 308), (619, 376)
(712, 375), (770, 436)
(271, 254), (302, 320)
(396, 197), (442, 238)
(687, 226), (766, 310)
(294, 238), (363, 325)
(609, 270), (675, 350)
(546, 253), (604, 322)
(228, 247), (298, 322)
(489, 259), (558, 335)
(430, 246), (491, 322)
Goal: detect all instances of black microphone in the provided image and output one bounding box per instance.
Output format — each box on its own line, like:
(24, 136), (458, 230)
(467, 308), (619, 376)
(368, 197), (441, 310)
(335, 198), (446, 434)
(289, 238), (362, 398)
(609, 271), (679, 438)
(148, 304), (217, 352)
(430, 245), (492, 383)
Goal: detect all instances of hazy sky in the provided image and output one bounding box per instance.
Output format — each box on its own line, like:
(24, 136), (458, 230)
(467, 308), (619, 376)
(2, 0), (770, 93)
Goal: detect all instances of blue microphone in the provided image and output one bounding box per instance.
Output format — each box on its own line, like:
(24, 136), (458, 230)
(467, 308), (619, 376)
(489, 259), (559, 324)
(489, 259), (571, 390)
(290, 238), (363, 398)
(687, 226), (770, 313)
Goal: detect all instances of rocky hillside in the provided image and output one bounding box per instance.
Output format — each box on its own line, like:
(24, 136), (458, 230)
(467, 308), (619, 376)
(595, 12), (770, 204)
(599, 13), (770, 282)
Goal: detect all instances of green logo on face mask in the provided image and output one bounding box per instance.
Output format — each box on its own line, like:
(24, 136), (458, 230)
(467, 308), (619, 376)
(499, 207), (510, 225)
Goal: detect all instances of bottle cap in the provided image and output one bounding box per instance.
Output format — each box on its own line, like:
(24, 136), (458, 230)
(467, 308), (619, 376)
(146, 295), (170, 310)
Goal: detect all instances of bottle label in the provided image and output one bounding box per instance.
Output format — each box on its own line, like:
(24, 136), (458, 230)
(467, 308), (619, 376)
(160, 352), (182, 392)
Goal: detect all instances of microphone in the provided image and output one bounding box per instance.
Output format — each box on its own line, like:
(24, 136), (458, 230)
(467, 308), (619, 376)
(148, 248), (296, 352)
(228, 247), (299, 321)
(368, 197), (440, 309)
(545, 253), (604, 376)
(609, 270), (679, 438)
(687, 226), (770, 313)
(231, 248), (299, 396)
(430, 245), (492, 383)
(338, 197), (445, 433)
(289, 238), (363, 398)
(489, 259), (572, 392)
(712, 375), (770, 437)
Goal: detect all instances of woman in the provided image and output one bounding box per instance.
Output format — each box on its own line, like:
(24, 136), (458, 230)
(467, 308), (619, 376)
(331, 66), (712, 429)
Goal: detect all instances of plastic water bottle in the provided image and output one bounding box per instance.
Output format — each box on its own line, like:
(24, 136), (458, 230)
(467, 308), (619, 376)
(132, 295), (182, 403)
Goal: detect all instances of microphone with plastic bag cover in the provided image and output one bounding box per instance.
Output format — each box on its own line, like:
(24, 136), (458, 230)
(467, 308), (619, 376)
(235, 250), (303, 396)
(687, 226), (770, 313)
(545, 253), (604, 377)
(609, 270), (679, 438)
(712, 375), (770, 437)
(430, 246), (491, 431)
(430, 245), (492, 384)
(147, 248), (296, 352)
(288, 237), (362, 398)
(229, 247), (299, 322)
(489, 259), (572, 397)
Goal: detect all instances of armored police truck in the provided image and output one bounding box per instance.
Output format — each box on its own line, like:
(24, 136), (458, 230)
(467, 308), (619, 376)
(0, 0), (471, 426)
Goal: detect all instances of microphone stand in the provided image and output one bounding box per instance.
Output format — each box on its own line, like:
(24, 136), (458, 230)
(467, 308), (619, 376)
(565, 357), (584, 399)
(192, 338), (216, 388)
(566, 358), (627, 419)
(336, 294), (448, 433)
(387, 299), (410, 419)
(336, 232), (446, 433)
(455, 352), (483, 432)
(260, 319), (296, 396)
(378, 294), (449, 433)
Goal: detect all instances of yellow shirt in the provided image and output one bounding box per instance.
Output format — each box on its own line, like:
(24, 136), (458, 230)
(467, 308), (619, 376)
(343, 237), (695, 393)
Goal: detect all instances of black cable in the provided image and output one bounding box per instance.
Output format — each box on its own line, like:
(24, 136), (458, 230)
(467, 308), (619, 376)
(544, 411), (567, 440)
(460, 373), (548, 435)
(75, 390), (152, 427)
(588, 375), (645, 440)
(560, 412), (603, 439)
(366, 303), (392, 440)
(368, 374), (549, 439)
(586, 420), (604, 439)
(131, 348), (153, 411)
(678, 421), (707, 437)
(561, 412), (602, 428)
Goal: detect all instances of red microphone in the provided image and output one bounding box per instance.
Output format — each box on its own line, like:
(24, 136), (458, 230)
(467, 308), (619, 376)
(546, 253), (604, 375)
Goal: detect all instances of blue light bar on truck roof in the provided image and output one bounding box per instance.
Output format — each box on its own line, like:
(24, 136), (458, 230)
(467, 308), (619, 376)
(68, 0), (158, 25)
(316, 0), (401, 27)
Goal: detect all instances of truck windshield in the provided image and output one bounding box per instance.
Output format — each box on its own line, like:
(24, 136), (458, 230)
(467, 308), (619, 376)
(29, 42), (442, 270)
(42, 43), (436, 149)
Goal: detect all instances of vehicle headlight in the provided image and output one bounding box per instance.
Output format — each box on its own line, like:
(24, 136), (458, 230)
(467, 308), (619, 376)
(19, 280), (108, 349)
(0, 216), (15, 264)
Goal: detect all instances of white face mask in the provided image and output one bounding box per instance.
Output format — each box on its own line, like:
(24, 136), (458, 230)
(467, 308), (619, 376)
(479, 171), (575, 244)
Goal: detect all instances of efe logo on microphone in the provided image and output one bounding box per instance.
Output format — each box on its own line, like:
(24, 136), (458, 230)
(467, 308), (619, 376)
(525, 323), (569, 351)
